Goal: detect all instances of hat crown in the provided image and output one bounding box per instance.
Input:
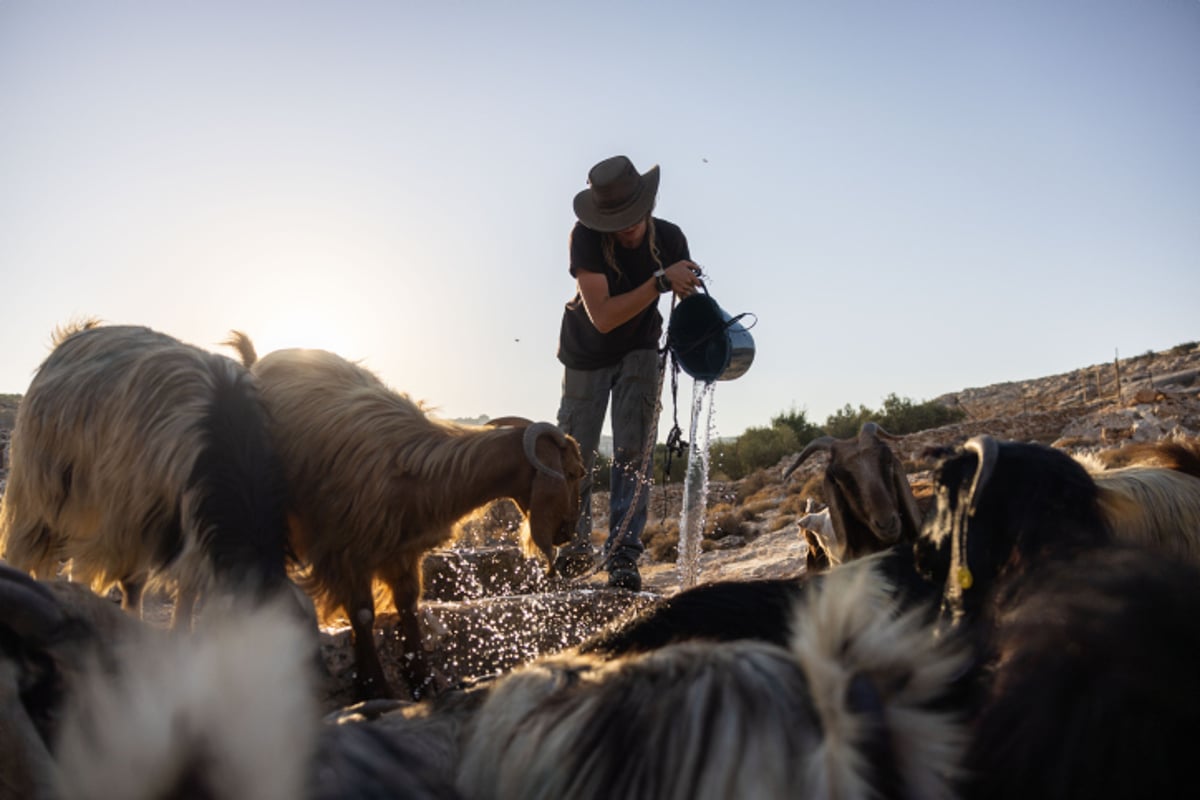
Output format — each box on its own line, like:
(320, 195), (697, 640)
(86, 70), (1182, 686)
(573, 155), (659, 232)
(588, 156), (643, 211)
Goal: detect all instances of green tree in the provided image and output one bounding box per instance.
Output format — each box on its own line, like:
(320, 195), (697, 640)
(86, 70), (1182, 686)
(732, 424), (799, 478)
(708, 438), (740, 480)
(876, 393), (966, 434)
(770, 406), (822, 446)
(823, 403), (873, 439)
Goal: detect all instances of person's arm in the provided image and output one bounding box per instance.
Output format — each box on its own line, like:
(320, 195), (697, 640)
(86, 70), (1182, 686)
(577, 260), (701, 333)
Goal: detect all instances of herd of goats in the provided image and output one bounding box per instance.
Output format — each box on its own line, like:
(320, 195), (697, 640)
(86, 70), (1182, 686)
(1, 320), (1200, 799)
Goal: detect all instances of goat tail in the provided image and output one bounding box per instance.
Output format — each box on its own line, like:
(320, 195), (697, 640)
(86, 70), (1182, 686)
(179, 354), (292, 602)
(789, 559), (969, 800)
(222, 330), (259, 368)
(49, 316), (102, 348)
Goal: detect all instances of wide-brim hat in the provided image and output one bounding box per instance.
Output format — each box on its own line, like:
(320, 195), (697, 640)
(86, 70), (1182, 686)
(573, 155), (661, 233)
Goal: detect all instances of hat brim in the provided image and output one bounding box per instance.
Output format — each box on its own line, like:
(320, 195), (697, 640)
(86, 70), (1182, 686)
(573, 165), (660, 233)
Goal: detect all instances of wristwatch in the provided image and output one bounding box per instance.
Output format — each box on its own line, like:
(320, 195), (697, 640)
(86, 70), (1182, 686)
(653, 268), (671, 293)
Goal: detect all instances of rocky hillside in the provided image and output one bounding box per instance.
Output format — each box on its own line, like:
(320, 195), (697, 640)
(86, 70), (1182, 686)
(602, 340), (1200, 593)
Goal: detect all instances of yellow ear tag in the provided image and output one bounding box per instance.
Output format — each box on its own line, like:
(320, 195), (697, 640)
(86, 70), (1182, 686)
(957, 566), (973, 589)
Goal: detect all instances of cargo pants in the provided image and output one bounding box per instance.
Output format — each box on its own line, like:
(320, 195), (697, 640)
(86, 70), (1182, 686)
(556, 348), (660, 561)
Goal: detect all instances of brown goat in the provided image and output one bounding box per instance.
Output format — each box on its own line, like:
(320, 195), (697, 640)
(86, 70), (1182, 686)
(226, 333), (585, 700)
(783, 422), (922, 565)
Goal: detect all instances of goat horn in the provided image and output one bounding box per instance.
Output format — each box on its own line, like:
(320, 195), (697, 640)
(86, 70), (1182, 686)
(0, 564), (66, 644)
(488, 416), (535, 428)
(861, 421), (902, 441)
(962, 435), (999, 518)
(784, 436), (837, 479)
(524, 422), (567, 480)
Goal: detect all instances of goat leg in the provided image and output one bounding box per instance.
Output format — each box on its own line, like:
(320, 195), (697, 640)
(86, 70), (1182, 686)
(385, 555), (433, 701)
(118, 577), (144, 617)
(346, 582), (391, 702)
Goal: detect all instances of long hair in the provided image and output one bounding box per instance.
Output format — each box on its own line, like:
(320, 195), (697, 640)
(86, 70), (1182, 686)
(600, 215), (664, 282)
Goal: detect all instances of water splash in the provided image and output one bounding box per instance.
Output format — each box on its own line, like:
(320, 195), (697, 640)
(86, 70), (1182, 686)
(676, 380), (717, 588)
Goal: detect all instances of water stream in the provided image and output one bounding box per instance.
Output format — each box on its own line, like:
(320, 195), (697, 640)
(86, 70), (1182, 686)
(676, 379), (717, 588)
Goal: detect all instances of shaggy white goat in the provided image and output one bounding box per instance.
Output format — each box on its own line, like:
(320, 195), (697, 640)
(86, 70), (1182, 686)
(0, 321), (298, 628)
(227, 332), (585, 700)
(456, 560), (969, 800)
(1072, 439), (1200, 563)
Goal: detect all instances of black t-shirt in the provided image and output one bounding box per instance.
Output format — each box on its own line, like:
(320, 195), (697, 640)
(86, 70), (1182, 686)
(557, 218), (690, 370)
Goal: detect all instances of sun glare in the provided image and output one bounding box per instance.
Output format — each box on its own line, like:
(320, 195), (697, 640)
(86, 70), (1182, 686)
(248, 312), (362, 360)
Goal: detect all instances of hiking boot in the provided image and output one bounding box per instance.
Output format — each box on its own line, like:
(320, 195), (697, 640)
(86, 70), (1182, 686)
(553, 542), (595, 579)
(606, 553), (642, 592)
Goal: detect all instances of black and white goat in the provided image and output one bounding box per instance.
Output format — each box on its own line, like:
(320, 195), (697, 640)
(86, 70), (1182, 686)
(0, 322), (303, 628)
(928, 435), (1200, 624)
(961, 544), (1200, 800)
(559, 434), (1200, 798)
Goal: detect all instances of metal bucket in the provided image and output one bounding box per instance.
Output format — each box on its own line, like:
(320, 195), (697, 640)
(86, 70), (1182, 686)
(667, 292), (755, 383)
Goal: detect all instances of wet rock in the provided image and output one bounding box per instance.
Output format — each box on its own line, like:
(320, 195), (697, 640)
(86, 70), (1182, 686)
(422, 546), (550, 602)
(318, 588), (656, 708)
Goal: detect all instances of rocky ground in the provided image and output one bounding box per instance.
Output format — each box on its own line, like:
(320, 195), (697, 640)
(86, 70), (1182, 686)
(2, 341), (1198, 706)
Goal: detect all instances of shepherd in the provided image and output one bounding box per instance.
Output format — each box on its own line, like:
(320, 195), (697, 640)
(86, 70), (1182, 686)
(552, 155), (703, 591)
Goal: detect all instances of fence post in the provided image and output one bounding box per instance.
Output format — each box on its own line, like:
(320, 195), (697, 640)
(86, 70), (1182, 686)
(1114, 348), (1122, 403)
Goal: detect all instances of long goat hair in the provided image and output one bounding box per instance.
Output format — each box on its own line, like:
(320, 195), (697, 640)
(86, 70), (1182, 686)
(0, 564), (461, 799)
(226, 332), (583, 700)
(456, 561), (968, 800)
(1093, 466), (1200, 560)
(53, 598), (318, 800)
(0, 321), (294, 627)
(964, 544), (1200, 800)
(927, 435), (1200, 625)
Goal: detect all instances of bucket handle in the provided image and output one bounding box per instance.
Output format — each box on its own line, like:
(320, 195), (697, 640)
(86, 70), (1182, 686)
(669, 309), (757, 359)
(694, 277), (758, 332)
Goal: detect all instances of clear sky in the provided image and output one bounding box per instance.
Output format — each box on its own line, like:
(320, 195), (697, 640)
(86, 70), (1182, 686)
(2, 1), (1197, 440)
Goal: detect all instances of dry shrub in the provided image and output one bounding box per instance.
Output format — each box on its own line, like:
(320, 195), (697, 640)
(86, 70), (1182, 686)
(1054, 436), (1099, 450)
(784, 472), (825, 502)
(742, 484), (781, 507)
(743, 499), (774, 518)
(778, 493), (814, 516)
(705, 503), (754, 540)
(768, 513), (796, 533)
(734, 469), (772, 504)
(642, 518), (680, 563)
(453, 499), (524, 548)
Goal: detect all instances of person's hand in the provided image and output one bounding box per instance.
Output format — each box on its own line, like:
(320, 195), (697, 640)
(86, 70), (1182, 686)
(665, 260), (703, 297)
